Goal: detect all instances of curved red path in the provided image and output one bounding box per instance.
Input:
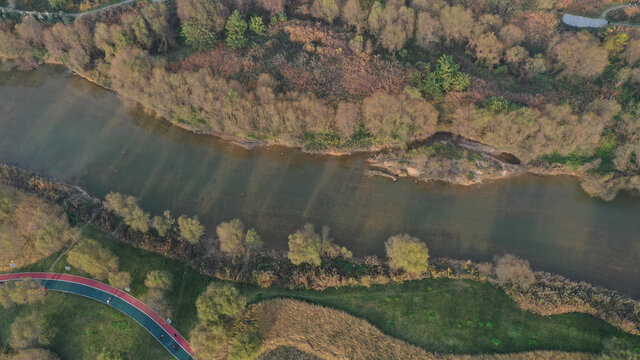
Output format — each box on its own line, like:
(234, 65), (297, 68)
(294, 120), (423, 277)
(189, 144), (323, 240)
(0, 272), (194, 358)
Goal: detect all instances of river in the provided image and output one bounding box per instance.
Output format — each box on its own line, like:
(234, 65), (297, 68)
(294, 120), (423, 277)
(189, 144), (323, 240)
(1, 65), (639, 298)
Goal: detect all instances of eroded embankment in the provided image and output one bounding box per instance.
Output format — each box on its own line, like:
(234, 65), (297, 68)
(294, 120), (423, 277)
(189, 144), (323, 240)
(366, 132), (640, 201)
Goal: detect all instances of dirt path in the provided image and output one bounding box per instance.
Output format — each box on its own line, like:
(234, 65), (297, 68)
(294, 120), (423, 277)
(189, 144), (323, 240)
(563, 3), (640, 28)
(0, 0), (164, 19)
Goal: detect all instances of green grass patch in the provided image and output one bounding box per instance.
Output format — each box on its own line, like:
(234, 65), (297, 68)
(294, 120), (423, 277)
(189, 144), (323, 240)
(4, 224), (640, 356)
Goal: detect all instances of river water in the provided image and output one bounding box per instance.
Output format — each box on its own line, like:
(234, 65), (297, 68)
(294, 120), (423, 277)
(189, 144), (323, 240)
(1, 66), (639, 298)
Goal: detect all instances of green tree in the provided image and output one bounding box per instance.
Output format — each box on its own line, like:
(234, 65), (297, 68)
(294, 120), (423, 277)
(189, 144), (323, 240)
(287, 224), (322, 266)
(10, 310), (57, 350)
(178, 215), (205, 244)
(248, 16), (266, 37)
(181, 20), (217, 51)
(145, 270), (172, 290)
(385, 234), (430, 275)
(152, 210), (174, 237)
(66, 239), (119, 280)
(244, 228), (263, 252)
(196, 283), (246, 324)
(104, 193), (150, 233)
(225, 10), (248, 50)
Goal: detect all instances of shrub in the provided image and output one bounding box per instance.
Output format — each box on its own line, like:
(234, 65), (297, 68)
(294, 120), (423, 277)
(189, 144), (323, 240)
(10, 310), (57, 350)
(385, 234), (430, 275)
(108, 271), (131, 290)
(66, 239), (119, 280)
(142, 288), (173, 319)
(253, 270), (277, 288)
(178, 215), (205, 244)
(287, 224), (322, 266)
(494, 254), (534, 289)
(145, 270), (172, 290)
(196, 283), (246, 324)
(228, 327), (261, 360)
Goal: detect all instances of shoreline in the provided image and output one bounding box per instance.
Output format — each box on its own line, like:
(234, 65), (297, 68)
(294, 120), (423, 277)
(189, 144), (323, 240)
(6, 62), (639, 200)
(1, 163), (639, 337)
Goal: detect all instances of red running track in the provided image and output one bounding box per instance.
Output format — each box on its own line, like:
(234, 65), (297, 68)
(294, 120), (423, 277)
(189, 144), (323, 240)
(0, 272), (194, 359)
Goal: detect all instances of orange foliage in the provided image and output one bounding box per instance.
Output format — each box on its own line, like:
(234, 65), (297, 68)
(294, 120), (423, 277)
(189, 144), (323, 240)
(169, 46), (257, 76)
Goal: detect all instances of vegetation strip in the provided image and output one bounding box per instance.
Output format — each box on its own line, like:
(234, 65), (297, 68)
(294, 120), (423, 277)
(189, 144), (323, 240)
(0, 272), (194, 360)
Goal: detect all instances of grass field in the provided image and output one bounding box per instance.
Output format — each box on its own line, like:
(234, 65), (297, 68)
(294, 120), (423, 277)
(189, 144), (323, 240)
(2, 224), (640, 358)
(0, 292), (171, 360)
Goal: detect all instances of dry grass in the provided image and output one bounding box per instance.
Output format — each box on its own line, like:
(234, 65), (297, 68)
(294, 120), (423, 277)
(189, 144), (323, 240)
(251, 298), (596, 360)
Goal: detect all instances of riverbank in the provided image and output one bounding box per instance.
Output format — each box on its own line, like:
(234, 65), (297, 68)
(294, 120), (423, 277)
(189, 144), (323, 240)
(1, 163), (639, 339)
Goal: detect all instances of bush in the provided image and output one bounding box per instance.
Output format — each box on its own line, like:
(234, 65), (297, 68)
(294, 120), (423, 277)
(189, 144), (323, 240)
(66, 239), (119, 280)
(0, 279), (45, 309)
(494, 254), (534, 289)
(178, 215), (205, 244)
(10, 310), (57, 350)
(196, 283), (246, 324)
(385, 234), (430, 275)
(144, 270), (172, 290)
(142, 288), (173, 319)
(253, 270), (277, 288)
(108, 271), (131, 290)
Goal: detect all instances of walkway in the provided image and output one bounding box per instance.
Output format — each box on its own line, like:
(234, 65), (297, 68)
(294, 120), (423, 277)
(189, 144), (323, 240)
(0, 0), (164, 19)
(0, 272), (194, 360)
(563, 3), (640, 28)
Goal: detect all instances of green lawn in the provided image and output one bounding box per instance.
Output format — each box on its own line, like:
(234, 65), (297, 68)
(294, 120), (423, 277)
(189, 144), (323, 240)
(3, 224), (640, 357)
(0, 292), (171, 360)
